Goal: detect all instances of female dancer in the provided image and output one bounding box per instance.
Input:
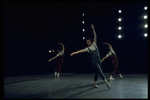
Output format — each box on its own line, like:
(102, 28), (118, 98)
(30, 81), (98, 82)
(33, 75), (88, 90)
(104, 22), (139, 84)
(49, 42), (65, 78)
(70, 24), (111, 89)
(101, 42), (123, 80)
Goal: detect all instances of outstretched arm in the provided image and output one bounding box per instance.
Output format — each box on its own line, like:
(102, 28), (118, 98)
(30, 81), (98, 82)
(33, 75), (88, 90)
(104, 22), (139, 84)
(91, 24), (97, 45)
(70, 49), (86, 56)
(101, 56), (108, 63)
(58, 42), (65, 50)
(48, 55), (58, 62)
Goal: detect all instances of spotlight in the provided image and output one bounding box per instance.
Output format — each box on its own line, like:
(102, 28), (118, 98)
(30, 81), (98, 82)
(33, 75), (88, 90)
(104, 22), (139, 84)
(83, 37), (85, 40)
(52, 50), (54, 52)
(82, 13), (84, 16)
(118, 27), (122, 30)
(118, 10), (122, 13)
(144, 33), (148, 37)
(144, 6), (147, 10)
(118, 18), (122, 21)
(49, 50), (52, 53)
(144, 15), (147, 19)
(118, 35), (122, 38)
(82, 29), (85, 32)
(144, 24), (148, 28)
(82, 21), (84, 24)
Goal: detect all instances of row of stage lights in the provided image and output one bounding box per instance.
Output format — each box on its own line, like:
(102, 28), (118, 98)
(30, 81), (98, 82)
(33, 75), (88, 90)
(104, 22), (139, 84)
(143, 6), (148, 37)
(49, 13), (85, 53)
(82, 6), (148, 40)
(82, 13), (85, 40)
(117, 6), (148, 39)
(49, 6), (147, 53)
(117, 9), (123, 39)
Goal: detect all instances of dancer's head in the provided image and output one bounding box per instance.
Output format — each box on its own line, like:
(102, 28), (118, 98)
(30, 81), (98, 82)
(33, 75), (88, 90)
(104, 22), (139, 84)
(107, 47), (111, 49)
(86, 38), (92, 46)
(105, 47), (110, 53)
(57, 47), (62, 52)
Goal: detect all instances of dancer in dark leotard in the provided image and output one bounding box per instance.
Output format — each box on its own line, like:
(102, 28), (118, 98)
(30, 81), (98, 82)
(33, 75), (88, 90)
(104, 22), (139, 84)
(70, 24), (111, 89)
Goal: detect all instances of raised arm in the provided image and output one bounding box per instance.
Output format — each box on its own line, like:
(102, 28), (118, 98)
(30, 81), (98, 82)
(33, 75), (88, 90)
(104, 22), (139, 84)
(91, 24), (97, 45)
(70, 49), (86, 56)
(103, 42), (113, 49)
(58, 42), (65, 50)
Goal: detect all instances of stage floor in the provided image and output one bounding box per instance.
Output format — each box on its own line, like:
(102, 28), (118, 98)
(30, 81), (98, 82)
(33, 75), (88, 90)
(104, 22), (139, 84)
(4, 73), (148, 99)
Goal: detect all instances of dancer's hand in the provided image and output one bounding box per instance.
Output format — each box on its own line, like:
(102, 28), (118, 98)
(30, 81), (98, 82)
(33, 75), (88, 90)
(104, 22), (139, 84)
(91, 24), (94, 29)
(70, 53), (74, 56)
(102, 42), (106, 45)
(49, 59), (52, 62)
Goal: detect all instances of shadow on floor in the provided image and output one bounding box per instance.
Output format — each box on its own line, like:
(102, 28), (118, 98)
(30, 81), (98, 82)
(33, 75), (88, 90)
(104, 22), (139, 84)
(25, 82), (107, 99)
(63, 87), (109, 98)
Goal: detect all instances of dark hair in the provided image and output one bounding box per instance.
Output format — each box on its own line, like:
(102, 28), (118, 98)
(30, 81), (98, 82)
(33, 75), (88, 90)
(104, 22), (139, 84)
(57, 47), (62, 51)
(86, 37), (92, 42)
(105, 47), (110, 53)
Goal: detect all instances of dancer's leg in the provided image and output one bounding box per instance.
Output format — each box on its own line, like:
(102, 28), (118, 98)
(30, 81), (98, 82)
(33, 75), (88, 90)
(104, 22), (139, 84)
(92, 61), (106, 80)
(94, 71), (99, 81)
(110, 59), (118, 80)
(92, 61), (110, 89)
(57, 63), (63, 78)
(55, 61), (59, 77)
(94, 72), (99, 88)
(57, 59), (63, 78)
(117, 69), (123, 78)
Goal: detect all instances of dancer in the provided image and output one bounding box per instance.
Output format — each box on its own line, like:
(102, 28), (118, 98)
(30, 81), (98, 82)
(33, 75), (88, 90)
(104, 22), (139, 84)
(49, 42), (65, 78)
(70, 24), (111, 89)
(101, 42), (123, 80)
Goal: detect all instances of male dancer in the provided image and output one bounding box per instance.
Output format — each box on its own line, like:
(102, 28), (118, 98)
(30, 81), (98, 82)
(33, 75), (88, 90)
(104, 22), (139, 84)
(101, 42), (123, 80)
(49, 42), (65, 78)
(70, 24), (111, 89)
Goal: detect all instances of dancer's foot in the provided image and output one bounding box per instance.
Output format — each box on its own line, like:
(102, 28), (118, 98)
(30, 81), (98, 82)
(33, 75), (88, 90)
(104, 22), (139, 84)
(109, 77), (115, 80)
(54, 72), (57, 77)
(57, 75), (60, 78)
(109, 75), (115, 80)
(57, 73), (60, 78)
(93, 81), (99, 88)
(104, 79), (111, 89)
(119, 74), (123, 79)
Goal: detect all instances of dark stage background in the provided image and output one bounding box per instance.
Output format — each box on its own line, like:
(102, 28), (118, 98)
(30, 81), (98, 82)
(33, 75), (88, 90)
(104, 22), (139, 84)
(3, 2), (148, 76)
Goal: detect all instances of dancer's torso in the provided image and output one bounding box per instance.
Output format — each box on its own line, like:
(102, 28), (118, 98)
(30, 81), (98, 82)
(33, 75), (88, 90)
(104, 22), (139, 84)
(88, 45), (101, 63)
(110, 53), (117, 60)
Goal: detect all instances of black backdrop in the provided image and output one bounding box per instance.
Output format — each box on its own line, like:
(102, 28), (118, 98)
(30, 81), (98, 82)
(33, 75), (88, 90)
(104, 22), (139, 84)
(3, 2), (148, 76)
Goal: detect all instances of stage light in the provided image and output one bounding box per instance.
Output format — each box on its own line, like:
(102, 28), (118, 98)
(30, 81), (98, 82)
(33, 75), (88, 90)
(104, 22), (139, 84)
(52, 50), (54, 52)
(49, 50), (51, 53)
(118, 10), (122, 13)
(118, 27), (122, 30)
(83, 37), (85, 40)
(82, 21), (84, 24)
(82, 13), (84, 16)
(144, 6), (147, 10)
(144, 15), (147, 19)
(144, 33), (148, 37)
(118, 18), (122, 21)
(144, 24), (148, 28)
(118, 35), (122, 38)
(82, 29), (85, 32)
